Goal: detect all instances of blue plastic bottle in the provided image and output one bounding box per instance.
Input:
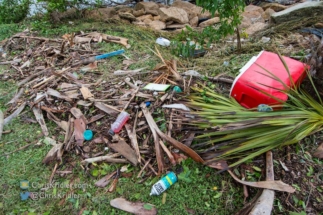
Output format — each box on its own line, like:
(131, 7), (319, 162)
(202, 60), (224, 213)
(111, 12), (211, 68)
(150, 172), (177, 196)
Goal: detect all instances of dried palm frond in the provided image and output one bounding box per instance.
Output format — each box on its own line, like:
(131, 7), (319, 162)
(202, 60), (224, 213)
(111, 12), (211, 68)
(188, 54), (323, 168)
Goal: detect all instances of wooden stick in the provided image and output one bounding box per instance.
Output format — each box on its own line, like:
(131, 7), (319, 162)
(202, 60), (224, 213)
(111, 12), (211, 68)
(49, 163), (58, 184)
(159, 140), (176, 165)
(4, 102), (26, 125)
(0, 110), (4, 140)
(32, 67), (70, 89)
(14, 35), (63, 42)
(81, 154), (127, 164)
(249, 151), (275, 215)
(140, 157), (157, 176)
(18, 68), (52, 87)
(123, 87), (139, 111)
(125, 123), (141, 163)
(137, 158), (151, 178)
(12, 65), (24, 76)
(141, 104), (164, 175)
(7, 88), (25, 105)
(1, 143), (33, 156)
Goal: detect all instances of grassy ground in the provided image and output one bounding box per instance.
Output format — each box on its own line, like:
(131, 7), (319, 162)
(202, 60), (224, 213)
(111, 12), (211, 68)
(0, 18), (321, 215)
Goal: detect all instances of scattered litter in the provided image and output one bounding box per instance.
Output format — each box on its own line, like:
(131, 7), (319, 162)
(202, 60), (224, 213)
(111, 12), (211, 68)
(223, 61), (229, 66)
(230, 51), (308, 108)
(150, 172), (177, 196)
(173, 86), (182, 93)
(109, 111), (130, 135)
(183, 70), (202, 77)
(156, 37), (171, 47)
(257, 104), (273, 112)
(83, 129), (93, 141)
(162, 104), (190, 111)
(144, 83), (171, 91)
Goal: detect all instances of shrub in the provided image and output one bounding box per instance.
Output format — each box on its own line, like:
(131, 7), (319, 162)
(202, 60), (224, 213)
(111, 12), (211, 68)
(0, 0), (30, 24)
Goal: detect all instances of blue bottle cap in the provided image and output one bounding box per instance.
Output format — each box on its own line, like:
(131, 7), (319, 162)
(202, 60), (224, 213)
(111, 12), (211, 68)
(145, 101), (151, 107)
(83, 130), (93, 141)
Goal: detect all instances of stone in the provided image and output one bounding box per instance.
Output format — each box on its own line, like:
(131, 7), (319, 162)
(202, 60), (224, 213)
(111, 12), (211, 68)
(171, 0), (212, 19)
(165, 21), (173, 25)
(133, 9), (145, 17)
(116, 7), (133, 14)
(84, 8), (117, 21)
(245, 22), (267, 35)
(239, 16), (252, 29)
(259, 2), (287, 12)
(198, 17), (220, 28)
(134, 2), (160, 16)
(133, 21), (147, 27)
(119, 12), (136, 21)
(262, 8), (275, 20)
(272, 2), (323, 24)
(315, 22), (323, 28)
(242, 5), (265, 24)
(136, 14), (153, 21)
(149, 20), (166, 30)
(153, 15), (160, 20)
(158, 7), (189, 24)
(143, 18), (152, 24)
(189, 16), (198, 27)
(166, 24), (186, 29)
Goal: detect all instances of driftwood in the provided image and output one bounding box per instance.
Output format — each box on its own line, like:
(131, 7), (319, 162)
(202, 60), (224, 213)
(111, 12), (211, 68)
(6, 88), (24, 105)
(42, 143), (64, 164)
(4, 102), (26, 125)
(32, 103), (49, 136)
(109, 140), (139, 166)
(125, 123), (140, 163)
(110, 198), (157, 215)
(249, 151), (275, 215)
(81, 154), (128, 164)
(95, 171), (117, 187)
(0, 110), (3, 140)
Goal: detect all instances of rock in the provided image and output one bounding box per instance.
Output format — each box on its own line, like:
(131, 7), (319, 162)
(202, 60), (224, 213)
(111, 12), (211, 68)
(111, 14), (120, 20)
(133, 21), (147, 27)
(133, 9), (145, 17)
(239, 16), (252, 28)
(189, 16), (198, 27)
(315, 22), (323, 28)
(149, 20), (166, 30)
(172, 0), (212, 19)
(117, 7), (133, 14)
(158, 7), (189, 24)
(119, 12), (136, 21)
(84, 8), (116, 21)
(166, 24), (186, 29)
(272, 2), (323, 24)
(134, 2), (159, 16)
(199, 17), (220, 28)
(242, 5), (265, 24)
(259, 2), (287, 12)
(262, 8), (275, 20)
(143, 19), (152, 24)
(245, 22), (268, 35)
(136, 14), (153, 21)
(153, 15), (160, 20)
(165, 21), (174, 25)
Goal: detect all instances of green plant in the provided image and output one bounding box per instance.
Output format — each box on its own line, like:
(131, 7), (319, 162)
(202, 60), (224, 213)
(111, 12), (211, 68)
(188, 53), (323, 167)
(0, 0), (30, 24)
(175, 0), (245, 49)
(170, 39), (198, 58)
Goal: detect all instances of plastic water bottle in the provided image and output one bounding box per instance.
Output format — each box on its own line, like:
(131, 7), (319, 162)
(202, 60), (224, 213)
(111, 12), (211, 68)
(109, 111), (130, 135)
(150, 172), (177, 196)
